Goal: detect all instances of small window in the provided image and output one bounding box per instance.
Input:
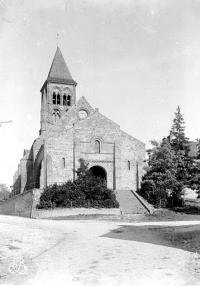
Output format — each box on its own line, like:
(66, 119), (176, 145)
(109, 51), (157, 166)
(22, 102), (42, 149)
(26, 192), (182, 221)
(63, 94), (66, 106)
(62, 158), (65, 168)
(52, 110), (60, 123)
(53, 113), (56, 123)
(67, 95), (71, 106)
(95, 140), (100, 153)
(128, 160), (130, 170)
(57, 93), (60, 105)
(53, 92), (56, 104)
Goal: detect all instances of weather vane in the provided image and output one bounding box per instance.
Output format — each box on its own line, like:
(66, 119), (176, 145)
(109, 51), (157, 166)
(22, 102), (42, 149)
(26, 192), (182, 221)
(56, 33), (59, 47)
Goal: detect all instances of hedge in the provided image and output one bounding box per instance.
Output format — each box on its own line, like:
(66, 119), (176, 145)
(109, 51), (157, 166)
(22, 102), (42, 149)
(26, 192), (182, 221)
(37, 175), (119, 209)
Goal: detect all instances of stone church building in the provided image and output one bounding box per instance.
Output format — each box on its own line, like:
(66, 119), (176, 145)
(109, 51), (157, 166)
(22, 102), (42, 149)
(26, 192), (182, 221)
(13, 47), (145, 196)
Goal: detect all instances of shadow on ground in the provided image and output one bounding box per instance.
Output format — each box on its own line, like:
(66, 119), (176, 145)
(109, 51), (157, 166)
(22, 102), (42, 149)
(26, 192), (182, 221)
(172, 206), (200, 215)
(101, 224), (200, 254)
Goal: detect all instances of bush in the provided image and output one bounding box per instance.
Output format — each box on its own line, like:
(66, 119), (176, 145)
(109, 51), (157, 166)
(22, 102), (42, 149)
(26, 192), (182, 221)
(140, 180), (156, 195)
(139, 179), (181, 208)
(37, 171), (119, 209)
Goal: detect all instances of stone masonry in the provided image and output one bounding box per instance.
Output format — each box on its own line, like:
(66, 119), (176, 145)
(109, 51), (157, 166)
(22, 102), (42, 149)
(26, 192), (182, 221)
(12, 47), (145, 197)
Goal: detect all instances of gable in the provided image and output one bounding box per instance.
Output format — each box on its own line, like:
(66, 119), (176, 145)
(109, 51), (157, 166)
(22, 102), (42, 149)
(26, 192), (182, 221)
(75, 109), (120, 131)
(120, 130), (145, 147)
(72, 110), (120, 143)
(34, 96), (144, 149)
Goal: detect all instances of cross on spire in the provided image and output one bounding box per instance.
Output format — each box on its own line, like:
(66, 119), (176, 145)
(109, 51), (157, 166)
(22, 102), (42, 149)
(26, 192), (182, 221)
(56, 33), (59, 47)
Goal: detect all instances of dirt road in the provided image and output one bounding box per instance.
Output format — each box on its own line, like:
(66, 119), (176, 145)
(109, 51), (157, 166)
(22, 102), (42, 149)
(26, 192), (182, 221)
(0, 215), (200, 286)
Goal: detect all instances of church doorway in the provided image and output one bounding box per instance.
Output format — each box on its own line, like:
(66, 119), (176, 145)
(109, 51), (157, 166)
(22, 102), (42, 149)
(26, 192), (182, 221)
(89, 166), (107, 183)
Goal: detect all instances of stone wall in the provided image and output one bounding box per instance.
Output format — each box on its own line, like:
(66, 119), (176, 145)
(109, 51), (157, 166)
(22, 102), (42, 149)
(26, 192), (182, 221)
(12, 97), (146, 197)
(120, 132), (145, 190)
(0, 188), (152, 218)
(0, 190), (33, 217)
(34, 106), (145, 190)
(0, 189), (121, 218)
(46, 130), (74, 185)
(32, 208), (122, 219)
(0, 189), (44, 217)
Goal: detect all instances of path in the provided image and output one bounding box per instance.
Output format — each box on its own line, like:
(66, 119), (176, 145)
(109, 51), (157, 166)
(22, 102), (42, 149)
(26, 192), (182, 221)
(0, 215), (199, 286)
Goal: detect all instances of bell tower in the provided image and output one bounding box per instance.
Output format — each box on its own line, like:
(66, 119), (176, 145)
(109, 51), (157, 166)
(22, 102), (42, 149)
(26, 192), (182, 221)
(40, 47), (77, 135)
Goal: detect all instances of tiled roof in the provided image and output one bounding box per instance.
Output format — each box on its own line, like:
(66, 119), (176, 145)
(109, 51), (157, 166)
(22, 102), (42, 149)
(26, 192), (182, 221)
(47, 47), (77, 85)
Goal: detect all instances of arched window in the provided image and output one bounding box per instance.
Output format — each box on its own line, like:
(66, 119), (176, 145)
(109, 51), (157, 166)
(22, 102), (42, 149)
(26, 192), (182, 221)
(95, 140), (100, 153)
(128, 160), (130, 170)
(62, 158), (65, 168)
(53, 92), (56, 104)
(52, 110), (60, 123)
(67, 95), (71, 106)
(57, 93), (60, 105)
(52, 92), (61, 105)
(63, 94), (66, 106)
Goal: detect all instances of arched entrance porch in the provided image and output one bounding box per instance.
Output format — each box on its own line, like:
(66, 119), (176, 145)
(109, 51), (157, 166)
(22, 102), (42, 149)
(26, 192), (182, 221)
(89, 166), (107, 185)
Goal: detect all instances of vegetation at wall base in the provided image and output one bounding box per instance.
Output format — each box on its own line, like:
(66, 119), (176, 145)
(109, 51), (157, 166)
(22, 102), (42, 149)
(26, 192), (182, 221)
(139, 106), (200, 208)
(37, 159), (119, 209)
(0, 184), (11, 201)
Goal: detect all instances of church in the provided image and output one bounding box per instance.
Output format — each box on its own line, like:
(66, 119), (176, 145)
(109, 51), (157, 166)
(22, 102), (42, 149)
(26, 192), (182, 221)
(12, 47), (145, 196)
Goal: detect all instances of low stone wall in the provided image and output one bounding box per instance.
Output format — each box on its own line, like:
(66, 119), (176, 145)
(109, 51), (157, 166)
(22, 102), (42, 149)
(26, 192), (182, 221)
(0, 189), (44, 217)
(32, 208), (122, 219)
(0, 190), (33, 217)
(0, 189), (121, 218)
(131, 190), (154, 214)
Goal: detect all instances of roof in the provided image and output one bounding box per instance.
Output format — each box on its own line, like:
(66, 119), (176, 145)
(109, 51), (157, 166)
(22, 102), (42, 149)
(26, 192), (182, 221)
(46, 47), (77, 86)
(23, 149), (29, 156)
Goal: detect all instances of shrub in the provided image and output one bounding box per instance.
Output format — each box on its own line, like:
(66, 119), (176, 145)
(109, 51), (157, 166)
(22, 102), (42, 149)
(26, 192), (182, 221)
(37, 160), (119, 209)
(140, 180), (156, 195)
(140, 180), (156, 203)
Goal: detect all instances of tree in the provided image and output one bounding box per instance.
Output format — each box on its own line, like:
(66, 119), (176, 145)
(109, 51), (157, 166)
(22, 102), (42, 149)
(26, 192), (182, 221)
(0, 184), (10, 201)
(140, 106), (200, 207)
(141, 138), (180, 207)
(196, 138), (200, 159)
(170, 106), (190, 155)
(170, 106), (191, 182)
(186, 139), (200, 188)
(76, 158), (90, 178)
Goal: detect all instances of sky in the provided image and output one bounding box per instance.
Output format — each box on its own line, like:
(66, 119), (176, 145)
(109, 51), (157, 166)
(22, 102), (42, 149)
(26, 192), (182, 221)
(1, 0), (200, 187)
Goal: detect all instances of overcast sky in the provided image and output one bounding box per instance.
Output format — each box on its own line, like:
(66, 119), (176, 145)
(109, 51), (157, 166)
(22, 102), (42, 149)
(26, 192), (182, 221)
(1, 0), (200, 187)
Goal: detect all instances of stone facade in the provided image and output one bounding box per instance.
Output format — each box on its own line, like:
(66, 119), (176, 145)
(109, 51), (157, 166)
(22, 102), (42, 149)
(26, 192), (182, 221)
(12, 47), (145, 196)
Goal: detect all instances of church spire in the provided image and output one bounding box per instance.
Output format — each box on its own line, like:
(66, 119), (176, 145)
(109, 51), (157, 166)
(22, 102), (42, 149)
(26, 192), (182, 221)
(40, 47), (77, 135)
(47, 47), (77, 85)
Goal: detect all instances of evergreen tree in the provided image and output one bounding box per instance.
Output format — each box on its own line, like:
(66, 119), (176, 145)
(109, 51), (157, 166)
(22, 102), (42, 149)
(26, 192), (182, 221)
(170, 106), (191, 182)
(140, 106), (200, 207)
(196, 138), (200, 159)
(141, 138), (181, 207)
(170, 106), (190, 155)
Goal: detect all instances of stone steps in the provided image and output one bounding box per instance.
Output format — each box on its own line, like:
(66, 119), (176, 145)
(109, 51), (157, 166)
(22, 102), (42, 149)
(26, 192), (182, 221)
(115, 190), (153, 214)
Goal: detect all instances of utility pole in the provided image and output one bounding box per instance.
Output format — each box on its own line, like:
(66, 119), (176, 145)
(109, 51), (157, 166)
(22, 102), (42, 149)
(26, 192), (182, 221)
(0, 120), (12, 127)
